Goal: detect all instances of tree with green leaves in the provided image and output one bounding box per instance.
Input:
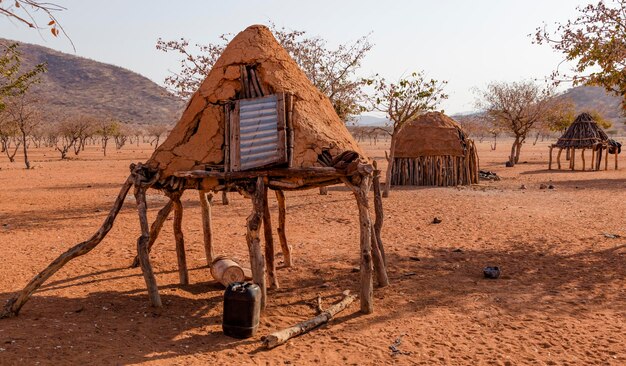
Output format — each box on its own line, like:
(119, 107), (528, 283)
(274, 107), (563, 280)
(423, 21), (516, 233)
(1, 42), (45, 111)
(157, 24), (373, 122)
(371, 72), (448, 197)
(534, 0), (626, 111)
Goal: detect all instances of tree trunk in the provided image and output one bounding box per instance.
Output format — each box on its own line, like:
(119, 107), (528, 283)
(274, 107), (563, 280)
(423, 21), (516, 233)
(514, 138), (523, 164)
(508, 137), (519, 166)
(383, 132), (397, 198)
(21, 131), (30, 169)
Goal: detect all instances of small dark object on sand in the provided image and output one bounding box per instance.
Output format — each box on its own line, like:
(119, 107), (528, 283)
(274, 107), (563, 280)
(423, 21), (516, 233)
(505, 161), (514, 167)
(483, 266), (500, 279)
(432, 217), (442, 224)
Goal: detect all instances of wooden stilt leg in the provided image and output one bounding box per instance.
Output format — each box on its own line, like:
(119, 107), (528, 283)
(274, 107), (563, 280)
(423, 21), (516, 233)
(1, 175), (134, 318)
(262, 186), (279, 289)
(199, 190), (214, 266)
(130, 199), (174, 268)
(571, 148), (576, 170)
(605, 147), (609, 170)
(557, 148), (563, 170)
(372, 162), (386, 265)
(615, 150), (618, 170)
(172, 195), (189, 285)
(548, 146), (553, 170)
(344, 174), (374, 314)
(274, 190), (292, 267)
(591, 147), (596, 171)
(135, 186), (162, 307)
(222, 190), (229, 205)
(247, 177), (267, 310)
(581, 148), (586, 171)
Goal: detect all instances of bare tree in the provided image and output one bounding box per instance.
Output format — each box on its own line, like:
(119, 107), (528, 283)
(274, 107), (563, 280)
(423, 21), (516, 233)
(0, 116), (21, 162)
(146, 124), (169, 150)
(157, 24), (372, 122)
(2, 94), (40, 168)
(96, 119), (120, 157)
(53, 116), (80, 160)
(371, 72), (448, 197)
(476, 81), (553, 166)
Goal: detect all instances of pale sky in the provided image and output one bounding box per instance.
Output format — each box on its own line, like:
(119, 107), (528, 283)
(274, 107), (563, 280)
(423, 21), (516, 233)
(2, 0), (589, 114)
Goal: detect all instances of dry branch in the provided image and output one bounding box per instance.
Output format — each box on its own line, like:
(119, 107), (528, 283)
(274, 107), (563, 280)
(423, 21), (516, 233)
(1, 174), (134, 318)
(262, 290), (356, 349)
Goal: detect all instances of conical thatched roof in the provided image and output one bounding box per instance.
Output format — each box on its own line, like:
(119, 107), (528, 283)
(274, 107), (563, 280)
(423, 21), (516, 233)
(393, 112), (469, 158)
(554, 112), (609, 149)
(146, 25), (364, 177)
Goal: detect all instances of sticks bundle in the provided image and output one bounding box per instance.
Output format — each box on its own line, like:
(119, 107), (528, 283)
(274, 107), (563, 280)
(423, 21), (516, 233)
(239, 64), (269, 99)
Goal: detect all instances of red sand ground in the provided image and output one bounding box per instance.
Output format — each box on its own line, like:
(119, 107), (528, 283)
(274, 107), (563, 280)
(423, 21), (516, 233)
(0, 139), (625, 365)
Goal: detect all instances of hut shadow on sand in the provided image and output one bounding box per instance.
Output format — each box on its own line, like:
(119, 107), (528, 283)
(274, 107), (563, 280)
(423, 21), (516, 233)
(0, 242), (623, 363)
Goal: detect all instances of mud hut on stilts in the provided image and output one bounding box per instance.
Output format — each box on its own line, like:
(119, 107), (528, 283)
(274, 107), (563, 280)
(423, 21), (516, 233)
(1, 25), (389, 321)
(390, 112), (479, 187)
(548, 112), (620, 171)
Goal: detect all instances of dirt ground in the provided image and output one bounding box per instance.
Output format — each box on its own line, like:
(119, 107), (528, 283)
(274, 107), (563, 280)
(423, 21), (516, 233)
(0, 138), (625, 365)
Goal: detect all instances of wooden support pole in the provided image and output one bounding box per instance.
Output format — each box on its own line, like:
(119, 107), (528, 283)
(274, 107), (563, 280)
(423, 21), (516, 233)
(262, 185), (279, 289)
(172, 196), (189, 286)
(247, 177), (267, 310)
(571, 148), (576, 170)
(605, 147), (609, 170)
(135, 186), (162, 307)
(130, 199), (174, 268)
(262, 290), (356, 349)
(581, 148), (586, 171)
(591, 147), (596, 171)
(1, 175), (134, 318)
(557, 148), (563, 170)
(372, 161), (386, 265)
(343, 173), (374, 314)
(548, 146), (553, 170)
(199, 190), (214, 266)
(615, 149), (618, 170)
(370, 170), (389, 287)
(274, 190), (292, 267)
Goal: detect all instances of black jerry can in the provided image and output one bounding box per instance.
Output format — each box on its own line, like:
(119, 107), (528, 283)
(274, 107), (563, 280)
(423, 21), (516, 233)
(222, 282), (261, 338)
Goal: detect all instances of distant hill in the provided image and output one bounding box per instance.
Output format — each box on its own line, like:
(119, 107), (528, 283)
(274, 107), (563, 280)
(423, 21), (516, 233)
(559, 85), (623, 119)
(354, 115), (389, 127)
(2, 39), (184, 124)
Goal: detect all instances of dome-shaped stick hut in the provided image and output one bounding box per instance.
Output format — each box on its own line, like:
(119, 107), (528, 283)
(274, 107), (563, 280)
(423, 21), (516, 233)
(548, 112), (620, 171)
(1, 25), (389, 320)
(390, 112), (479, 186)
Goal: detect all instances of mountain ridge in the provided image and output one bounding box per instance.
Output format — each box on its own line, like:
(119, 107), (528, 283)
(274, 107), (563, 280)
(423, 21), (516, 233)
(1, 38), (184, 124)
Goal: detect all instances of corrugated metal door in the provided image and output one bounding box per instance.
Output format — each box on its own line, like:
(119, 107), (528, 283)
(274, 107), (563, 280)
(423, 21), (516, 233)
(230, 93), (287, 171)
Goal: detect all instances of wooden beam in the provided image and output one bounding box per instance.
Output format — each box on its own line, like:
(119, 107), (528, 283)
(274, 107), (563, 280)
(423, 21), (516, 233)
(262, 185), (279, 289)
(247, 177), (267, 310)
(174, 167), (351, 180)
(173, 196), (189, 286)
(199, 190), (214, 266)
(548, 146), (553, 170)
(0, 175), (134, 318)
(343, 175), (374, 314)
(131, 199), (174, 268)
(274, 190), (291, 267)
(135, 186), (162, 307)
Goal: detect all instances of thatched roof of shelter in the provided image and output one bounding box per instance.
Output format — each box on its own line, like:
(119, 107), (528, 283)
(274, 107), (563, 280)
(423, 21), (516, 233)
(147, 25), (364, 178)
(554, 112), (609, 149)
(393, 112), (468, 158)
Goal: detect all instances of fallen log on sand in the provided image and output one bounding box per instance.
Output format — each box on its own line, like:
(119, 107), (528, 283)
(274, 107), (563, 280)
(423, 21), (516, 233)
(262, 290), (356, 349)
